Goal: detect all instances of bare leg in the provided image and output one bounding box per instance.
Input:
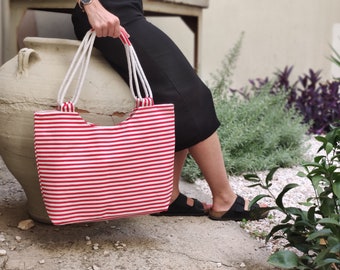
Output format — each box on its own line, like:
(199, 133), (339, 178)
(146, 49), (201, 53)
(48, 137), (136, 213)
(170, 131), (263, 215)
(171, 149), (210, 210)
(171, 149), (188, 201)
(188, 131), (238, 212)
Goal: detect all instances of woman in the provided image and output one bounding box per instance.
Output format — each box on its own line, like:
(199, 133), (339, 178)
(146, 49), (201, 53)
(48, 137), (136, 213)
(72, 0), (267, 221)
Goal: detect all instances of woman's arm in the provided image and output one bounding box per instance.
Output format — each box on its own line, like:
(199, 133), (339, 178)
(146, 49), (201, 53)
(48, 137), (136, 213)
(76, 0), (129, 38)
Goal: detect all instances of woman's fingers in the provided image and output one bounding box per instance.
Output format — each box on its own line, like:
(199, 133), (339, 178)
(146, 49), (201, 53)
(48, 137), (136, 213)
(84, 0), (122, 38)
(120, 27), (130, 38)
(91, 16), (120, 37)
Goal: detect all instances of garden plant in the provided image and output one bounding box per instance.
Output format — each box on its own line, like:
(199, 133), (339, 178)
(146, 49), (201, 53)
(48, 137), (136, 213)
(244, 126), (340, 269)
(249, 66), (340, 135)
(182, 33), (340, 269)
(182, 34), (308, 180)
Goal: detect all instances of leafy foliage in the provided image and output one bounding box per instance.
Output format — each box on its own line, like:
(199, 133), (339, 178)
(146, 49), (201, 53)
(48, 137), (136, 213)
(181, 33), (308, 180)
(244, 126), (340, 269)
(214, 85), (307, 175)
(250, 66), (340, 134)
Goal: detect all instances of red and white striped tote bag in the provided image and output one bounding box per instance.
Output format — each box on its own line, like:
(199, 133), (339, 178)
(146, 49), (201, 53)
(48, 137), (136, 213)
(34, 30), (175, 225)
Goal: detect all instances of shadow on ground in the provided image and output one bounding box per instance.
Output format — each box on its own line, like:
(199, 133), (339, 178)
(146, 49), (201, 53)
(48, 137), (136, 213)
(0, 157), (275, 270)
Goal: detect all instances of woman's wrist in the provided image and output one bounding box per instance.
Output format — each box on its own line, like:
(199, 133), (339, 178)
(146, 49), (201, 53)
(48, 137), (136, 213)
(77, 0), (123, 38)
(78, 0), (95, 12)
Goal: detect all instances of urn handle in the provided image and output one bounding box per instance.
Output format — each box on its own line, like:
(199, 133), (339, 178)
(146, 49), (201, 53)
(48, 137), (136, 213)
(17, 48), (40, 77)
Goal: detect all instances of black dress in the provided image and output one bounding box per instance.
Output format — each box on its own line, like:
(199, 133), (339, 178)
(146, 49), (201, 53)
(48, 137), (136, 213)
(72, 0), (220, 152)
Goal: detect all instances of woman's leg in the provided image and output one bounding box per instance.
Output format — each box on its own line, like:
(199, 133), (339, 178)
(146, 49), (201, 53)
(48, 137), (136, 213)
(171, 149), (188, 201)
(171, 149), (210, 210)
(188, 131), (238, 213)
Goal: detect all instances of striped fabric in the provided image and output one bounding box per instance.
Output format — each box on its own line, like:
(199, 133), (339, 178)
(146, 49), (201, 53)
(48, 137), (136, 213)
(34, 98), (175, 225)
(34, 30), (175, 225)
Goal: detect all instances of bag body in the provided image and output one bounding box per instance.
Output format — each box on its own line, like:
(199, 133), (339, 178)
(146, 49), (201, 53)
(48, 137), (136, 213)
(34, 31), (175, 225)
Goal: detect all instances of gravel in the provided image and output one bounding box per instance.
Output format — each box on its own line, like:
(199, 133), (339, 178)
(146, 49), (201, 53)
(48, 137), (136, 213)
(195, 134), (324, 253)
(0, 134), (324, 257)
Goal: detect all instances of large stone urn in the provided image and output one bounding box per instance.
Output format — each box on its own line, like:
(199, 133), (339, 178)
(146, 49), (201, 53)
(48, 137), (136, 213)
(0, 37), (134, 223)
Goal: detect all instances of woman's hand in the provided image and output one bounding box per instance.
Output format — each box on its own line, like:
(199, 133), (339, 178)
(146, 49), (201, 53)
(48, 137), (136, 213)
(81, 0), (129, 38)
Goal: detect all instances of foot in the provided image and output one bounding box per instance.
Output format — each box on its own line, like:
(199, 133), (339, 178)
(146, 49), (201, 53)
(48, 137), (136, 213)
(151, 193), (211, 216)
(209, 195), (269, 221)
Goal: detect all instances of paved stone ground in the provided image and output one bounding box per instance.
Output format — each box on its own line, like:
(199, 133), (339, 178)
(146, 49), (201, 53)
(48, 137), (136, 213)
(0, 157), (276, 270)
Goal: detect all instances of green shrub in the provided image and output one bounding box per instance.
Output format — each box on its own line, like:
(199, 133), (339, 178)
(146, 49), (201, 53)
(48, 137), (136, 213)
(182, 33), (308, 180)
(215, 85), (308, 175)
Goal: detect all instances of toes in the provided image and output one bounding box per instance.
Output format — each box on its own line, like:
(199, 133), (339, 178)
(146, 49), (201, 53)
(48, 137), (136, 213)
(186, 197), (194, 207)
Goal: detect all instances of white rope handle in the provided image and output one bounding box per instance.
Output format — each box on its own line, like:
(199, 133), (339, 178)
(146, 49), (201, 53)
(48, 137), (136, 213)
(57, 29), (153, 107)
(132, 45), (153, 99)
(120, 32), (153, 99)
(57, 30), (96, 106)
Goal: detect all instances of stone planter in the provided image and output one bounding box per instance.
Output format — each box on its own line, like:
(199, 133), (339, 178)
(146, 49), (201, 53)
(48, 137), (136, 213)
(0, 37), (134, 223)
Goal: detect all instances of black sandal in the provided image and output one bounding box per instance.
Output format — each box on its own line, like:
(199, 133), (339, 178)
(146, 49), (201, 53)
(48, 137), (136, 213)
(208, 195), (269, 221)
(151, 193), (208, 216)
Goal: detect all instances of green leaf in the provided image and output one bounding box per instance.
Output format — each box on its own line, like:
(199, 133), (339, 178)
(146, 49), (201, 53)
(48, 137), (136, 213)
(333, 180), (340, 198)
(243, 174), (260, 182)
(297, 171), (307, 178)
(315, 136), (327, 144)
(314, 155), (325, 163)
(267, 250), (299, 268)
(320, 198), (336, 217)
(303, 161), (324, 169)
(318, 218), (340, 226)
(330, 243), (340, 254)
(306, 228), (332, 241)
(315, 258), (340, 268)
(281, 215), (293, 223)
(275, 183), (299, 210)
(299, 201), (314, 207)
(294, 220), (314, 230)
(266, 224), (292, 242)
(314, 247), (330, 264)
(310, 175), (324, 190)
(285, 207), (305, 217)
(302, 161), (323, 168)
(247, 183), (262, 187)
(325, 142), (334, 155)
(249, 194), (271, 208)
(331, 154), (340, 163)
(265, 167), (279, 185)
(307, 206), (316, 222)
